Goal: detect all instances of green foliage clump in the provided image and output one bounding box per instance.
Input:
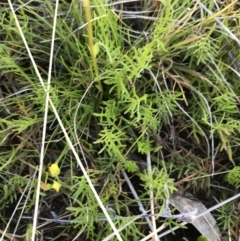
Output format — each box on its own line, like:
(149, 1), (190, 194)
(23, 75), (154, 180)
(225, 166), (240, 188)
(0, 0), (240, 240)
(139, 167), (176, 202)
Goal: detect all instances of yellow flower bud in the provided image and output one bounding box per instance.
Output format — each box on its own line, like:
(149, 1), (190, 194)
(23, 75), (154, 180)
(93, 43), (99, 57)
(49, 163), (60, 177)
(40, 182), (52, 191)
(52, 181), (61, 192)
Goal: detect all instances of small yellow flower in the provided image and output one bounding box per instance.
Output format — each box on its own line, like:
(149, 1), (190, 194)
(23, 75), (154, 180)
(52, 181), (61, 192)
(49, 163), (60, 177)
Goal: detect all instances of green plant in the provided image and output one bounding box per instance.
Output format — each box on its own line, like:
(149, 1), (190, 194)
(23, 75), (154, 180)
(1, 0), (240, 240)
(225, 166), (240, 187)
(196, 235), (209, 241)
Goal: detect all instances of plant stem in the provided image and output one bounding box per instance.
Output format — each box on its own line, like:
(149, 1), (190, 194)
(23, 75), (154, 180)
(83, 0), (103, 100)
